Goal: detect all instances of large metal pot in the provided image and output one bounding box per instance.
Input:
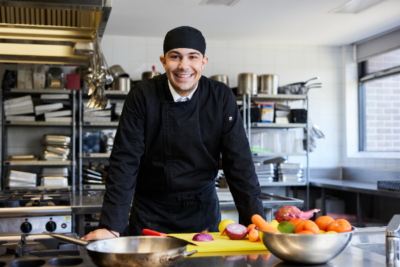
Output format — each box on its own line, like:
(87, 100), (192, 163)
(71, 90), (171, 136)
(259, 74), (278, 94)
(238, 73), (257, 95)
(112, 77), (131, 91)
(142, 71), (161, 80)
(210, 75), (229, 87)
(46, 233), (197, 267)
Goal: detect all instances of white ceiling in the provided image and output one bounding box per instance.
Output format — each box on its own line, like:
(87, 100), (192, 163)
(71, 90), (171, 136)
(104, 0), (400, 45)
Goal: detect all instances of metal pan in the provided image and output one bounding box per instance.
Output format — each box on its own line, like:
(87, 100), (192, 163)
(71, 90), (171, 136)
(44, 232), (197, 267)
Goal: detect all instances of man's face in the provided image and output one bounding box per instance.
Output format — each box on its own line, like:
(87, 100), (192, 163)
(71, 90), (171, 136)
(160, 48), (208, 95)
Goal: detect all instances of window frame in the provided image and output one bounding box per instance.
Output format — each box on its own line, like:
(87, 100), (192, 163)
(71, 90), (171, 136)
(358, 60), (400, 152)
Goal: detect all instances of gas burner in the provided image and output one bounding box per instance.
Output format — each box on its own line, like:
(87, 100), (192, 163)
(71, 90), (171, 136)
(0, 234), (83, 265)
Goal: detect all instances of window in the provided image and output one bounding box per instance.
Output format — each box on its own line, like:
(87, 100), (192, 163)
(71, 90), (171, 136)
(359, 48), (400, 151)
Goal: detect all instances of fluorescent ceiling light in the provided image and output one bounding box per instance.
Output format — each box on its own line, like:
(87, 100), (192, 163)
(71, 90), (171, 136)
(331, 0), (385, 14)
(199, 0), (241, 7)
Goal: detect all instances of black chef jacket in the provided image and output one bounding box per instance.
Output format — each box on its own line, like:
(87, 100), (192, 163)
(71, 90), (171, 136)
(98, 73), (265, 234)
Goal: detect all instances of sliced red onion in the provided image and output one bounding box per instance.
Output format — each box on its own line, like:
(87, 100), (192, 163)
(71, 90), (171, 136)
(225, 223), (248, 240)
(192, 233), (214, 241)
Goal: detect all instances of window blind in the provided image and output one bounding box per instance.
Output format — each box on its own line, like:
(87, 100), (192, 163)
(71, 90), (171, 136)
(354, 26), (400, 62)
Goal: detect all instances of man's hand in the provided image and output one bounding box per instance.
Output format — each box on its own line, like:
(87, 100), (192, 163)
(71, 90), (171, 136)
(81, 228), (120, 240)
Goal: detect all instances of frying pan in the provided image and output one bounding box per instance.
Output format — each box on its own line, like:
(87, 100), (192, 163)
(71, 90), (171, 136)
(44, 232), (197, 267)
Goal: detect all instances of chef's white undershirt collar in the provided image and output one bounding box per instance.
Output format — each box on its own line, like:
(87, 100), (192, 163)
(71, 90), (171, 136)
(168, 80), (198, 102)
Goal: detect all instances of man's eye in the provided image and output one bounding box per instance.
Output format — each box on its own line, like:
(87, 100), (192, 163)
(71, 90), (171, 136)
(190, 56), (198, 59)
(170, 55), (179, 59)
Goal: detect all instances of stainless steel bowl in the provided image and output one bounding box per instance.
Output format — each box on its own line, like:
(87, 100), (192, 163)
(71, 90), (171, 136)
(259, 227), (355, 264)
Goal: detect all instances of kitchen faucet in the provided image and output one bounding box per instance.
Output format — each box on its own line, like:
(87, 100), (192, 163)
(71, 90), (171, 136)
(387, 214), (400, 266)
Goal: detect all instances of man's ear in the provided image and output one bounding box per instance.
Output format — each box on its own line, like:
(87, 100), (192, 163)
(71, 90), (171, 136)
(160, 55), (166, 66)
(202, 56), (209, 69)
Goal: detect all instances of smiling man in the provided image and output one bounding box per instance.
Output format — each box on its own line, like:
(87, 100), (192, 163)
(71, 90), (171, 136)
(83, 26), (264, 240)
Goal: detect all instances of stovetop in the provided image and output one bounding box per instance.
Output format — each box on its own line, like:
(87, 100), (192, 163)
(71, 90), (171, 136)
(0, 189), (71, 208)
(0, 234), (84, 267)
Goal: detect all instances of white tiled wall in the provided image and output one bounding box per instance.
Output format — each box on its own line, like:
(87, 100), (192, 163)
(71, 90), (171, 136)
(101, 34), (343, 168)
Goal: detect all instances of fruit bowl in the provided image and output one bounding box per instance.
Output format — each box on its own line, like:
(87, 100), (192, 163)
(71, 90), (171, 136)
(258, 227), (355, 264)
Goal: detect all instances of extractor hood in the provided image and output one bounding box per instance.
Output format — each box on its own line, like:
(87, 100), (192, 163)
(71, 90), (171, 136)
(0, 0), (112, 65)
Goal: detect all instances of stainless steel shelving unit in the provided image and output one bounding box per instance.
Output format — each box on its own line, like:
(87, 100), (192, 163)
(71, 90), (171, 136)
(78, 90), (126, 191)
(241, 93), (310, 209)
(1, 89), (76, 192)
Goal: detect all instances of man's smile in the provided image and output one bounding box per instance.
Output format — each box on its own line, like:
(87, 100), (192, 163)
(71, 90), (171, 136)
(174, 73), (194, 78)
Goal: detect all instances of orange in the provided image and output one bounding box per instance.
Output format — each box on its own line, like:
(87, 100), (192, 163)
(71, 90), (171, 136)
(327, 219), (352, 233)
(247, 224), (256, 232)
(298, 230), (314, 234)
(295, 220), (320, 234)
(315, 216), (334, 231)
(288, 218), (303, 227)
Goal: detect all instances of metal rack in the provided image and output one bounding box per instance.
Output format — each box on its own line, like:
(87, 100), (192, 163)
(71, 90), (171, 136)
(78, 90), (126, 191)
(1, 89), (76, 193)
(241, 93), (310, 209)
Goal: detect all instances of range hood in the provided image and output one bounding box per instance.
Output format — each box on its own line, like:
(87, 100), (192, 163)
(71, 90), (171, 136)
(0, 0), (112, 65)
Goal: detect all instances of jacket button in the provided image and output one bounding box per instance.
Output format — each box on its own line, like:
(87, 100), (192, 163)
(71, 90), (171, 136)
(229, 116), (232, 121)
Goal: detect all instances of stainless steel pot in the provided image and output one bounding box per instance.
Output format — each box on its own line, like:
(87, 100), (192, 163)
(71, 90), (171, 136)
(210, 75), (229, 86)
(142, 71), (161, 80)
(259, 74), (278, 94)
(112, 77), (131, 91)
(238, 73), (257, 95)
(109, 65), (129, 79)
(46, 233), (197, 267)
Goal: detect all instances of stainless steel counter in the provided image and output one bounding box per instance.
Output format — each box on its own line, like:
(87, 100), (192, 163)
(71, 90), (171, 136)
(311, 177), (400, 198)
(81, 227), (388, 266)
(80, 240), (386, 267)
(71, 189), (304, 237)
(310, 177), (400, 227)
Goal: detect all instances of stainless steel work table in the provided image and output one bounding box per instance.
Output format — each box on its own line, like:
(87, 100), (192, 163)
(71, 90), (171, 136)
(310, 177), (400, 227)
(80, 247), (385, 267)
(71, 190), (304, 237)
(80, 237), (386, 267)
(80, 227), (388, 267)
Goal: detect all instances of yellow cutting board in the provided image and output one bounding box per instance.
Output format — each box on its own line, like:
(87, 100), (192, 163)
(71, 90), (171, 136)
(168, 232), (268, 253)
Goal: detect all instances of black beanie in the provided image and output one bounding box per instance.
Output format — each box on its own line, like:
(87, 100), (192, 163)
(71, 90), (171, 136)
(163, 26), (206, 56)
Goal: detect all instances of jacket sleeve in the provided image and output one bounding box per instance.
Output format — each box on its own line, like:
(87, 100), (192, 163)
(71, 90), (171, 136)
(98, 87), (146, 233)
(220, 89), (265, 226)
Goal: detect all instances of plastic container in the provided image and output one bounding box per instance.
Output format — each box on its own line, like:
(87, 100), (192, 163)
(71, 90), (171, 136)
(262, 129), (281, 153)
(281, 130), (295, 153)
